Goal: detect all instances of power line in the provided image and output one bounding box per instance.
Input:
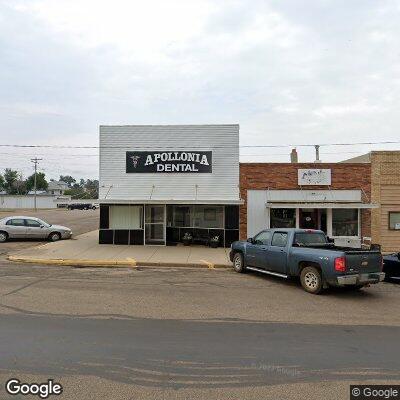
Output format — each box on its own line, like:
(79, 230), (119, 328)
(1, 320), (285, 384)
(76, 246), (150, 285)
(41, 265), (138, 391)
(0, 140), (400, 149)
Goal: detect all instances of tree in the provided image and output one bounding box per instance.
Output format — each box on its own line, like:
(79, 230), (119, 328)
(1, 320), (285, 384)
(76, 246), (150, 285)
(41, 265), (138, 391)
(26, 172), (48, 192)
(84, 179), (99, 198)
(59, 175), (76, 188)
(0, 174), (4, 190)
(3, 169), (19, 194)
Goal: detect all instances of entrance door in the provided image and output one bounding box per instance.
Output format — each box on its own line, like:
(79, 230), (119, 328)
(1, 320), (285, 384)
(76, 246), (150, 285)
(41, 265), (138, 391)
(299, 209), (318, 229)
(145, 205), (165, 245)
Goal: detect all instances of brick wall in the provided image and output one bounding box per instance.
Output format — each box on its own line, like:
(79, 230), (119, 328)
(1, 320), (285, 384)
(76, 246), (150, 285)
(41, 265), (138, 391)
(370, 151), (400, 252)
(240, 163), (371, 239)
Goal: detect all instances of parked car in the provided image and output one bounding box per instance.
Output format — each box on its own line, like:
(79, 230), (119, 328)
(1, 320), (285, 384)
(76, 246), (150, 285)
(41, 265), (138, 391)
(383, 253), (400, 281)
(67, 203), (96, 210)
(230, 228), (385, 294)
(0, 216), (72, 242)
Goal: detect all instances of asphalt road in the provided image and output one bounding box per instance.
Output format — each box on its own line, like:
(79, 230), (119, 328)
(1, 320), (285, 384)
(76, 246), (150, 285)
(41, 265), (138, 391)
(0, 261), (399, 399)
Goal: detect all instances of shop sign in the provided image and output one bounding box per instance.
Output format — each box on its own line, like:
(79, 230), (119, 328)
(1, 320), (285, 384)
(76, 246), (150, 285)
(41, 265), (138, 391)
(126, 151), (212, 173)
(298, 169), (331, 185)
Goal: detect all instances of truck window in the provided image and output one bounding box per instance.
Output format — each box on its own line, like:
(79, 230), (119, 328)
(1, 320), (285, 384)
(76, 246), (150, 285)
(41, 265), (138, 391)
(271, 232), (288, 247)
(294, 232), (327, 246)
(253, 231), (271, 245)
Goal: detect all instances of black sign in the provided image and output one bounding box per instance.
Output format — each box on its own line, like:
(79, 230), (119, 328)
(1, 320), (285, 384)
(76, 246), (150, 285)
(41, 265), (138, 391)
(126, 151), (212, 173)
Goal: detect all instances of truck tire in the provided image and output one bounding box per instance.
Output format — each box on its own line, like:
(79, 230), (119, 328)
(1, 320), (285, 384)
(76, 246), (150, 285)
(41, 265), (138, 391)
(300, 266), (323, 294)
(232, 252), (246, 273)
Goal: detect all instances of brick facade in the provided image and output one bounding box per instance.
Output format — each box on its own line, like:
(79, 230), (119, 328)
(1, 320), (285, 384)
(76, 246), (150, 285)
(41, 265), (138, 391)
(370, 151), (400, 252)
(239, 163), (372, 240)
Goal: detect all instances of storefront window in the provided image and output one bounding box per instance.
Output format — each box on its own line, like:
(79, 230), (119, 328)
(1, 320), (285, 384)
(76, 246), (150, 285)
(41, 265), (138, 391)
(193, 206), (224, 228)
(389, 212), (400, 230)
(110, 205), (143, 229)
(332, 209), (358, 236)
(173, 206), (192, 227)
(270, 208), (296, 228)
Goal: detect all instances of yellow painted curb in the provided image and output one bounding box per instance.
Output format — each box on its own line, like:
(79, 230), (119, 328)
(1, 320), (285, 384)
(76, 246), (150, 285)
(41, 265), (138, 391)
(7, 255), (137, 268)
(7, 255), (230, 269)
(199, 259), (215, 269)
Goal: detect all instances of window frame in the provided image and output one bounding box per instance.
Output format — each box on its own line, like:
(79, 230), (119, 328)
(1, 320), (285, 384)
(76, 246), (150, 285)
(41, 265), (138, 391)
(253, 230), (272, 245)
(331, 208), (360, 238)
(271, 231), (289, 247)
(25, 219), (42, 228)
(6, 218), (25, 227)
(388, 211), (400, 231)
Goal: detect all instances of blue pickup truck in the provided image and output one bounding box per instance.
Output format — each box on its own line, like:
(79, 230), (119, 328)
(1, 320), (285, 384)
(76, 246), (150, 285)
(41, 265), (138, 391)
(230, 228), (385, 294)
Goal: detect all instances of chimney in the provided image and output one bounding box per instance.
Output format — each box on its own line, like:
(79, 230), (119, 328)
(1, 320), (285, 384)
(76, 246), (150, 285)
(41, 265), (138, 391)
(290, 148), (298, 163)
(314, 145), (321, 163)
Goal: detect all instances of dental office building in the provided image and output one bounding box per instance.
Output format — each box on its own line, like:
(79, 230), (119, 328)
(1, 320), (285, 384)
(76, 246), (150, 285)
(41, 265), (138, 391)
(98, 124), (377, 248)
(98, 125), (241, 247)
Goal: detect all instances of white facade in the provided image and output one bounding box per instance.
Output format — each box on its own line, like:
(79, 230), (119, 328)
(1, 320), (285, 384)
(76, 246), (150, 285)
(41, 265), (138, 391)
(0, 195), (71, 209)
(247, 189), (378, 247)
(99, 125), (240, 203)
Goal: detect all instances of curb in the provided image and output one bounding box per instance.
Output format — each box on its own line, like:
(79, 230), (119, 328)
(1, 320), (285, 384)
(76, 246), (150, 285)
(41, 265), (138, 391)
(7, 255), (230, 269)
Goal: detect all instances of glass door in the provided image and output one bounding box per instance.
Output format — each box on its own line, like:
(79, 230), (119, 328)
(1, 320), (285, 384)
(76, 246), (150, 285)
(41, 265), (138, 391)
(145, 205), (165, 245)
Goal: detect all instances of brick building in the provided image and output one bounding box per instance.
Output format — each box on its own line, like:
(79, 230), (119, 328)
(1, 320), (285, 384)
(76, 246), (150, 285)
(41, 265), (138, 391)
(343, 151), (400, 253)
(240, 162), (376, 247)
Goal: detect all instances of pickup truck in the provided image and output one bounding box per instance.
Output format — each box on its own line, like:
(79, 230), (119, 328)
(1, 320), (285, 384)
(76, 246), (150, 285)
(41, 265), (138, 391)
(230, 228), (385, 294)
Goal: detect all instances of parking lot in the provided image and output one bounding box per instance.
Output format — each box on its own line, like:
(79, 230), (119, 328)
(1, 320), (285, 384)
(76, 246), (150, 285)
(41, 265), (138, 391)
(0, 209), (99, 255)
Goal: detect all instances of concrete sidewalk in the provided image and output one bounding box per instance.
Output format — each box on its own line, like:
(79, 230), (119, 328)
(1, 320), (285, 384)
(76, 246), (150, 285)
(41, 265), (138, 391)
(7, 230), (231, 268)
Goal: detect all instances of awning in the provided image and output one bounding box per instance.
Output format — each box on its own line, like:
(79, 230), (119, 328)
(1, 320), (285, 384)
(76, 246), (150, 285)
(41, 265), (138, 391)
(99, 199), (244, 205)
(266, 202), (379, 209)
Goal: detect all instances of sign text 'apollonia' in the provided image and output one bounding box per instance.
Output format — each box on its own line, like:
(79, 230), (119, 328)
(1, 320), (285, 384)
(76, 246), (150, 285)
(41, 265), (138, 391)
(126, 151), (212, 173)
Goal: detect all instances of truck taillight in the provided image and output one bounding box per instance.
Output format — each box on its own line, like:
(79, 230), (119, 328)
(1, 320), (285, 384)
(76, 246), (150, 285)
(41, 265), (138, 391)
(334, 257), (346, 272)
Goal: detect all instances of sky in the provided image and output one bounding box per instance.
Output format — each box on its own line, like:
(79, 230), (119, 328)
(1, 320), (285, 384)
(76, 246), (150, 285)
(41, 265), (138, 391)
(0, 0), (400, 180)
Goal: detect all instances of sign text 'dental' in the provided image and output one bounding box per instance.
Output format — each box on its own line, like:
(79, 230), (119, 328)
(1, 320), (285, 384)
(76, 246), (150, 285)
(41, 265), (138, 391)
(126, 151), (212, 173)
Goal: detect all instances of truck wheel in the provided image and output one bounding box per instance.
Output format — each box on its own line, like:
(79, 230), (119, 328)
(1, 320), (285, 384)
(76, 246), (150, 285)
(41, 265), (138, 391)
(233, 252), (246, 273)
(300, 266), (323, 294)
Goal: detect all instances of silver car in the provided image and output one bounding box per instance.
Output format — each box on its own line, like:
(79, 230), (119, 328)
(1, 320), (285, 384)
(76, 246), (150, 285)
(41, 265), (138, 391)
(0, 216), (72, 243)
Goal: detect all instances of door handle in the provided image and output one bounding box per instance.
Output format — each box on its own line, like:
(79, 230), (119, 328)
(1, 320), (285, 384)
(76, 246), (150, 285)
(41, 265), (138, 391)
(261, 247), (268, 250)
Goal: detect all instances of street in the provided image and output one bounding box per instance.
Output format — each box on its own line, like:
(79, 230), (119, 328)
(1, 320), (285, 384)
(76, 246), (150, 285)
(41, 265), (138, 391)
(0, 260), (399, 399)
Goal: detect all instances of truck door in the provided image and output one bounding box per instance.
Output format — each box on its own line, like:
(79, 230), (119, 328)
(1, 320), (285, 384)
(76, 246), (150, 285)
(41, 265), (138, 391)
(246, 230), (271, 269)
(266, 232), (288, 274)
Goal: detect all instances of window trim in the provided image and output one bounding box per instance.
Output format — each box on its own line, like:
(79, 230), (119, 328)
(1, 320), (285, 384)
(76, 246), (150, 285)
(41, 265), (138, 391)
(253, 230), (272, 245)
(25, 219), (42, 227)
(388, 211), (400, 231)
(271, 231), (289, 247)
(6, 218), (26, 227)
(331, 208), (360, 238)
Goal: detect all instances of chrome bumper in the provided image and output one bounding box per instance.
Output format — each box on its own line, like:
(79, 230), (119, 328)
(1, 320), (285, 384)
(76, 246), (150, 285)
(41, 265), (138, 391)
(337, 272), (385, 286)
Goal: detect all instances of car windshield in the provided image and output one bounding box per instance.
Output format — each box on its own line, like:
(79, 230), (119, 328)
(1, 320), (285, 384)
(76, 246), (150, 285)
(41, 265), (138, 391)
(294, 232), (327, 246)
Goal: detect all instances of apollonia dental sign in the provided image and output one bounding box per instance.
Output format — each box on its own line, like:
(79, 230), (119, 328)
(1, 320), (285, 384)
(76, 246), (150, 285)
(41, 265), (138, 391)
(126, 151), (212, 173)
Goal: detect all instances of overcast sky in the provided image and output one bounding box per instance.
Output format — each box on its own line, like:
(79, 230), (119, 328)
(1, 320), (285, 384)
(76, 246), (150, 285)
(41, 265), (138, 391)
(1, 0), (400, 180)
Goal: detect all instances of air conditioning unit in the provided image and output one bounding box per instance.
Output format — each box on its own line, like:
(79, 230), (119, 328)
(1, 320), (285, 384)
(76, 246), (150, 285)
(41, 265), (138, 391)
(334, 237), (362, 248)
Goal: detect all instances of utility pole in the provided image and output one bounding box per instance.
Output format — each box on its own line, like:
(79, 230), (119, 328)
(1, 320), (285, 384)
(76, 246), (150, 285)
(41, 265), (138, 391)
(31, 157), (43, 212)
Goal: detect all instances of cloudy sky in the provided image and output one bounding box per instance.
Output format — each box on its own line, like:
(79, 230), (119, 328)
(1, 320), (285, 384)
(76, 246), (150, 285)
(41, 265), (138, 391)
(0, 0), (399, 180)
